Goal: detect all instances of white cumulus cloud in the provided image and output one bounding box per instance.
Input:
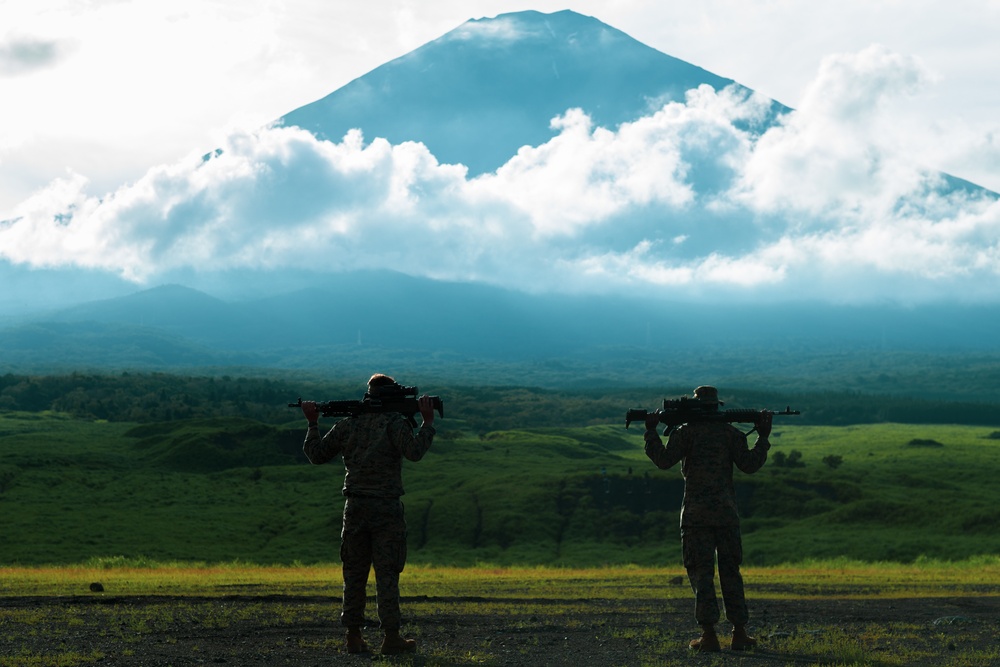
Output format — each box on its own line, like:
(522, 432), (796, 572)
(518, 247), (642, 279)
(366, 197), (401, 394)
(2, 44), (999, 304)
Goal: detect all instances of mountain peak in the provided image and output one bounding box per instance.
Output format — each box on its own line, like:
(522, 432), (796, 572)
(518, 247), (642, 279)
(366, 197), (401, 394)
(278, 9), (755, 176)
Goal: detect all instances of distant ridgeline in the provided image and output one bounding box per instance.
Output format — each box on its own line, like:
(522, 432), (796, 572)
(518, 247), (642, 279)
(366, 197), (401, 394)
(2, 275), (1000, 403)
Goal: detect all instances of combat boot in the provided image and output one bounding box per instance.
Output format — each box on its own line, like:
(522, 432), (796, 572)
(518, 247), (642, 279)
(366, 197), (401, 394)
(688, 624), (721, 652)
(345, 626), (368, 654)
(731, 625), (758, 651)
(381, 629), (417, 655)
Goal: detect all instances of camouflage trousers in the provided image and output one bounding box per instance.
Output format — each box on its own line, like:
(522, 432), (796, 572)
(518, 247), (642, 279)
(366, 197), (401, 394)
(680, 525), (748, 626)
(339, 496), (408, 630)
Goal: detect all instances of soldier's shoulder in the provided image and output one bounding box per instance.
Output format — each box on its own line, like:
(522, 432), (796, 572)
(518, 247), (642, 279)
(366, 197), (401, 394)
(679, 421), (740, 441)
(681, 421), (726, 432)
(357, 412), (410, 429)
(356, 412), (399, 425)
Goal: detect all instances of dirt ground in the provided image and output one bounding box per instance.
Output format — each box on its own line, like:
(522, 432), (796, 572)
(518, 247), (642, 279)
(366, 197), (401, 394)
(1, 592), (999, 666)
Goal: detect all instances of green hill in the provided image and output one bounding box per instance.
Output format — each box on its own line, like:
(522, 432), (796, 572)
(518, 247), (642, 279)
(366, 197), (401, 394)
(2, 408), (998, 566)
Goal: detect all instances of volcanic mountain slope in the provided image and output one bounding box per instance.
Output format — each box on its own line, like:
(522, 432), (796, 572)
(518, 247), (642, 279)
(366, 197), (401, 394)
(278, 9), (787, 176)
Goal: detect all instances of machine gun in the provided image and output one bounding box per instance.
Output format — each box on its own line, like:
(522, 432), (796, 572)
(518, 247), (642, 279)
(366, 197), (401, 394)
(289, 383), (443, 427)
(625, 396), (799, 435)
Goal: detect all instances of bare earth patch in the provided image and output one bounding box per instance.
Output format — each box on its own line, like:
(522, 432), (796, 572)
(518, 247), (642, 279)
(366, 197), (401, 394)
(2, 593), (999, 666)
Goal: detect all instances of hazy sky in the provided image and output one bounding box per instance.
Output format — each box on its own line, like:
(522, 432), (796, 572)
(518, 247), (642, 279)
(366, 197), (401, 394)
(2, 0), (999, 304)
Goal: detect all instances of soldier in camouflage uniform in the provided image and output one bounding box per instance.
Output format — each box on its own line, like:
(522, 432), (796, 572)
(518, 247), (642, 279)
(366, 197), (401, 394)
(643, 385), (771, 653)
(300, 373), (436, 655)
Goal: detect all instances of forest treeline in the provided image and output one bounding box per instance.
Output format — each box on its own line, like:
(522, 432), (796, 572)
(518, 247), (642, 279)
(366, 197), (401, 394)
(1, 371), (998, 430)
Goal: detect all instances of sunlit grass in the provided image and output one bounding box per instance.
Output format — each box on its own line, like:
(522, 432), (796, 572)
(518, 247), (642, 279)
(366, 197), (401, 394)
(769, 626), (888, 664)
(0, 651), (107, 667)
(0, 559), (342, 597)
(3, 556), (1000, 598)
(3, 559), (998, 666)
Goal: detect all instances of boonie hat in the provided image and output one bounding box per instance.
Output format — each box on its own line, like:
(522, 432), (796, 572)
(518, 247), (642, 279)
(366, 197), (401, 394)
(693, 385), (724, 406)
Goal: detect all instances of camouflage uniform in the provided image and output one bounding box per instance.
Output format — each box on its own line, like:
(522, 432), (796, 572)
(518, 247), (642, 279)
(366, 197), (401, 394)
(304, 412), (434, 631)
(644, 419), (769, 627)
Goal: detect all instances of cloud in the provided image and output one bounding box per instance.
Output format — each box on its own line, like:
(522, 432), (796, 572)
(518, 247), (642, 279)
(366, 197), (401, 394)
(2, 45), (999, 304)
(731, 45), (934, 217)
(0, 33), (70, 76)
(447, 10), (561, 45)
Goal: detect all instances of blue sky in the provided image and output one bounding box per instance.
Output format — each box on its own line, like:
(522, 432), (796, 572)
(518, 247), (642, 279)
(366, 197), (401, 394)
(1, 1), (999, 304)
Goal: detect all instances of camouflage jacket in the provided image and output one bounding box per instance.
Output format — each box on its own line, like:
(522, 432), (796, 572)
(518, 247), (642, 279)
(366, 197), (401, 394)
(304, 412), (434, 498)
(644, 420), (769, 526)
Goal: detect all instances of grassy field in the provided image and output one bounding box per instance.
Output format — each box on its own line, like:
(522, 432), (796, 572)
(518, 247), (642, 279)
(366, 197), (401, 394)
(4, 405), (1000, 665)
(5, 557), (1000, 599)
(2, 560), (1000, 666)
(1, 410), (999, 567)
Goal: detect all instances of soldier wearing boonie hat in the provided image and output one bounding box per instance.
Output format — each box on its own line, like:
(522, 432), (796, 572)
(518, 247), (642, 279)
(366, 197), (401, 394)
(643, 385), (772, 653)
(300, 373), (436, 656)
